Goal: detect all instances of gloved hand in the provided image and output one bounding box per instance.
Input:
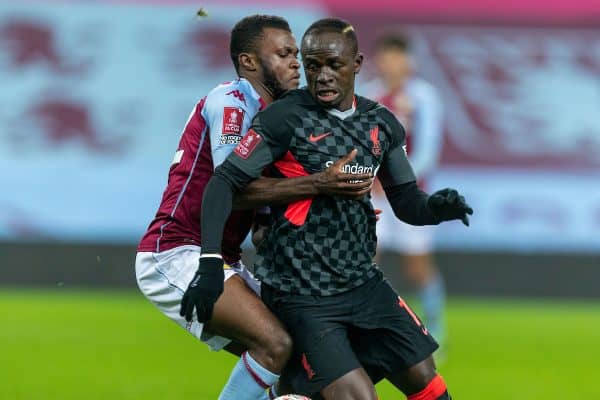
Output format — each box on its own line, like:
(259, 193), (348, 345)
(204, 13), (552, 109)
(427, 188), (473, 226)
(179, 255), (225, 323)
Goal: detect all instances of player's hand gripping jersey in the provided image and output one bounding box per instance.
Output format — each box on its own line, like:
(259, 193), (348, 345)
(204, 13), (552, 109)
(216, 88), (417, 295)
(138, 79), (265, 264)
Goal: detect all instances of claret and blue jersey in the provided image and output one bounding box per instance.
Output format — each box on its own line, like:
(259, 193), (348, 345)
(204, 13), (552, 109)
(138, 78), (265, 264)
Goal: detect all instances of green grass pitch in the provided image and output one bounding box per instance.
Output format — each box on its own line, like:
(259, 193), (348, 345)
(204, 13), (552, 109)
(1, 289), (599, 399)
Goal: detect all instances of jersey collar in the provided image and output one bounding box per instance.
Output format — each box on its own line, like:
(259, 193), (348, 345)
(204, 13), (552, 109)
(325, 96), (357, 120)
(238, 77), (267, 110)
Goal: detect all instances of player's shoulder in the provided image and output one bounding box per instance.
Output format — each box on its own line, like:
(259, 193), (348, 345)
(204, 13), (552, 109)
(264, 88), (316, 113)
(355, 94), (396, 122)
(356, 94), (405, 139)
(204, 78), (261, 111)
(355, 94), (381, 113)
(256, 88), (316, 126)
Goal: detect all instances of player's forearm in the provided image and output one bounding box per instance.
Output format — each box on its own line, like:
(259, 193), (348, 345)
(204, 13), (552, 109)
(385, 181), (441, 226)
(200, 173), (236, 254)
(232, 176), (319, 209)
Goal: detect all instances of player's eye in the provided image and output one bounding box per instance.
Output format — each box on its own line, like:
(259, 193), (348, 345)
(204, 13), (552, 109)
(279, 49), (298, 59)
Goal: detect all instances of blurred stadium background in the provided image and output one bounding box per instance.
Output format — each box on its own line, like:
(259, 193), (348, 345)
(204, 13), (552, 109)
(1, 0), (599, 399)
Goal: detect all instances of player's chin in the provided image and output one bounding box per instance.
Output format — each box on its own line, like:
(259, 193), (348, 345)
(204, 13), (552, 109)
(282, 74), (301, 89)
(282, 80), (300, 91)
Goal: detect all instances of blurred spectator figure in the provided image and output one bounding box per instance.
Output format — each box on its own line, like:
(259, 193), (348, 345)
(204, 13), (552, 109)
(367, 32), (446, 350)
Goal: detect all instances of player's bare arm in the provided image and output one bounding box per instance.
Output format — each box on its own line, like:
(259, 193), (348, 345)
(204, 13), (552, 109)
(233, 149), (373, 209)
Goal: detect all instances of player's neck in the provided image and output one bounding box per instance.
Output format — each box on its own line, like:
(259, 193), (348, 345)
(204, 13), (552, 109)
(246, 77), (275, 105)
(336, 93), (356, 112)
(327, 95), (356, 120)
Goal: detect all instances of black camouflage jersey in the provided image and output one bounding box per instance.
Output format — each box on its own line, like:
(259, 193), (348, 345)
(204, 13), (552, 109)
(219, 88), (416, 295)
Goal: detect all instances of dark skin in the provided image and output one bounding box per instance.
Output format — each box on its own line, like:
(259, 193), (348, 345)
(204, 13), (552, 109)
(205, 27), (373, 376)
(300, 30), (441, 400)
(302, 30), (363, 111)
(237, 27), (301, 104)
(235, 149), (370, 209)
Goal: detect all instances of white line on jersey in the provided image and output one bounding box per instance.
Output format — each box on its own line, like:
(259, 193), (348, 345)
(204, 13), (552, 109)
(171, 149), (184, 166)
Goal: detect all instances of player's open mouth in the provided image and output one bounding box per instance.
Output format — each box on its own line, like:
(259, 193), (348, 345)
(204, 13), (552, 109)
(317, 89), (339, 103)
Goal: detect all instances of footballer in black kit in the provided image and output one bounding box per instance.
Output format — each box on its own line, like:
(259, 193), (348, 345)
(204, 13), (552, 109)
(183, 17), (472, 400)
(233, 88), (415, 296)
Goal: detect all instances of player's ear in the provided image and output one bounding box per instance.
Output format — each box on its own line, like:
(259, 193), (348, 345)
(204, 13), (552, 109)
(239, 53), (258, 72)
(354, 52), (364, 74)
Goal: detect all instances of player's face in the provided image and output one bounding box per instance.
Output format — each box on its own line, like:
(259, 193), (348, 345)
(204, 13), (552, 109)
(374, 48), (412, 86)
(301, 31), (363, 110)
(257, 28), (301, 99)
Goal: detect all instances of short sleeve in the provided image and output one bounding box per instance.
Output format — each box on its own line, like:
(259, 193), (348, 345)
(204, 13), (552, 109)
(224, 102), (294, 179)
(201, 92), (253, 169)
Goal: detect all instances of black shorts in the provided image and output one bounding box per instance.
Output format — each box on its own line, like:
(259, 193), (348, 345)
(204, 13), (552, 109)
(261, 270), (438, 397)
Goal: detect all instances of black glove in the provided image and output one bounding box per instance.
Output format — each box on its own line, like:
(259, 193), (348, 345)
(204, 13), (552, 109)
(179, 256), (224, 323)
(427, 188), (473, 226)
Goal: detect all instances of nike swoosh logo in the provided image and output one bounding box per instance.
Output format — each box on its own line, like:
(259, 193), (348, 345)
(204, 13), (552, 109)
(308, 132), (332, 142)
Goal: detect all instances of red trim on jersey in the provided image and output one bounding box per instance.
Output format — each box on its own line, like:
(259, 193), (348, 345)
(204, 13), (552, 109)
(407, 375), (447, 400)
(259, 97), (267, 110)
(301, 353), (316, 380)
(225, 89), (247, 105)
(241, 352), (270, 389)
(273, 151), (313, 226)
(398, 297), (429, 335)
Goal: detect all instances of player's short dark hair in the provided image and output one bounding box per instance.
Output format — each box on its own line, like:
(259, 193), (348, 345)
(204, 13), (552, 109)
(230, 14), (291, 73)
(374, 32), (411, 53)
(302, 17), (358, 56)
